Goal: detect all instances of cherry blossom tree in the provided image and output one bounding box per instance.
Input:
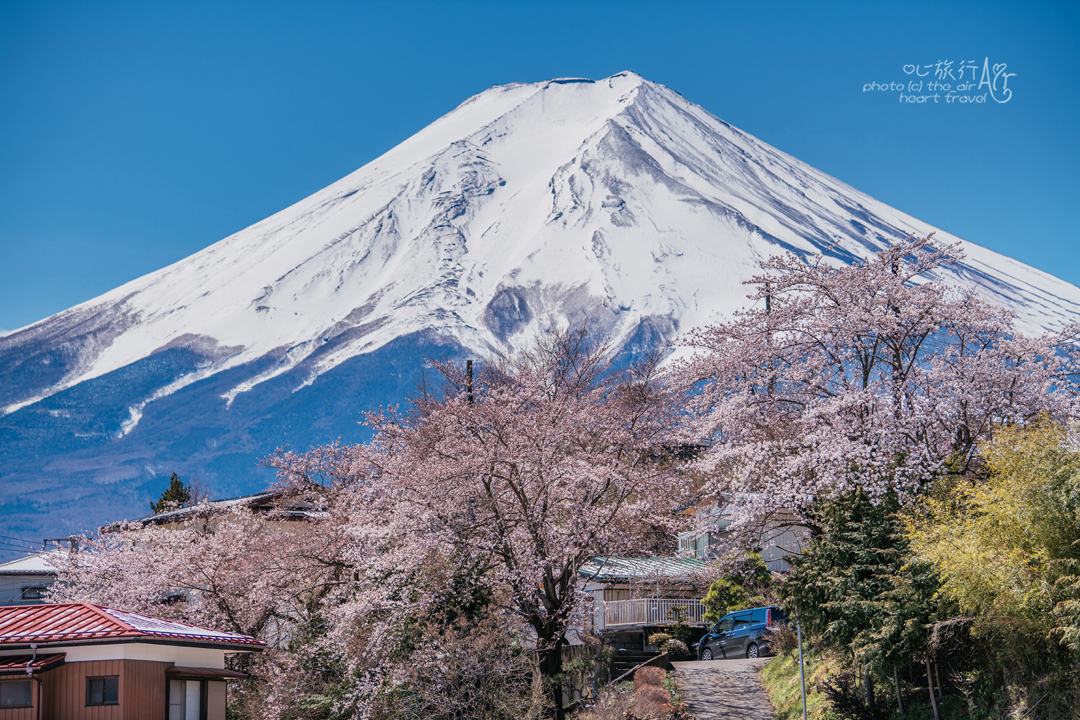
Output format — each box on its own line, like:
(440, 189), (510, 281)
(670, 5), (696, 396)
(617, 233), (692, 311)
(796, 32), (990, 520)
(50, 505), (353, 718)
(52, 506), (348, 638)
(270, 329), (690, 719)
(673, 235), (1080, 521)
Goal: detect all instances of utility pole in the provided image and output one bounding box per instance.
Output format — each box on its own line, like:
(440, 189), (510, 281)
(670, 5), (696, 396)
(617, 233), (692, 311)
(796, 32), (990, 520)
(466, 359), (474, 405)
(765, 281), (775, 398)
(797, 611), (807, 720)
(42, 537), (79, 553)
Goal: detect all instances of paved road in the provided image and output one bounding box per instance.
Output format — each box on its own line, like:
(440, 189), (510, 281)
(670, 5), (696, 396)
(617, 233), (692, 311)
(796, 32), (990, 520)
(671, 657), (775, 720)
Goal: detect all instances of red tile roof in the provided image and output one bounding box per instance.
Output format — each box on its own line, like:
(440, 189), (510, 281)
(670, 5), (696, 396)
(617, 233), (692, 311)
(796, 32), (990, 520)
(0, 653), (66, 675)
(0, 603), (262, 648)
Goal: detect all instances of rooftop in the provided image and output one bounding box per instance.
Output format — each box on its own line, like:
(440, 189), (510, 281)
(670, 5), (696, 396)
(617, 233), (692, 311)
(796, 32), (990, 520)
(0, 551), (63, 576)
(578, 556), (712, 583)
(0, 603), (263, 649)
(101, 490), (326, 532)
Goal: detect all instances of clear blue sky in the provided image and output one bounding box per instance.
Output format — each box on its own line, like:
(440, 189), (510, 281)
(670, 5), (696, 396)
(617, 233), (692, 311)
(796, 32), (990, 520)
(1, 0), (1077, 332)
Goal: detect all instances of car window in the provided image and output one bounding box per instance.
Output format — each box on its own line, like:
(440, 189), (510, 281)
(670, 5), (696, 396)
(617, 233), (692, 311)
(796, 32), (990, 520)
(733, 612), (754, 630)
(751, 608), (768, 623)
(712, 616), (734, 633)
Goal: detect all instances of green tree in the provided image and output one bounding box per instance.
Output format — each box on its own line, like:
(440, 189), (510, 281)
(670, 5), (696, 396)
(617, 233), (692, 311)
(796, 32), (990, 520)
(780, 491), (910, 650)
(702, 578), (749, 624)
(905, 420), (1080, 621)
(702, 552), (772, 623)
(778, 491), (951, 715)
(150, 473), (193, 514)
(900, 421), (1080, 717)
(1054, 545), (1080, 653)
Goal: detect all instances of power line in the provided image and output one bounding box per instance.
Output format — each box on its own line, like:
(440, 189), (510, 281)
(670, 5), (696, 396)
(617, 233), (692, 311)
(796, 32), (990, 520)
(0, 535), (37, 548)
(0, 543), (39, 554)
(0, 538), (37, 548)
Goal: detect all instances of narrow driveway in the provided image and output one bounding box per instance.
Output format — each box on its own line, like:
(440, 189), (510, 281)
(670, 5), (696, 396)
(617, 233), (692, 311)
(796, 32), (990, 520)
(671, 657), (775, 720)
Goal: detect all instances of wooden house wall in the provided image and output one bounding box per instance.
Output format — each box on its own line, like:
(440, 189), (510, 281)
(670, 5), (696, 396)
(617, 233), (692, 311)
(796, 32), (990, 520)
(41, 659), (124, 720)
(34, 658), (169, 720)
(0, 705), (35, 720)
(207, 681), (226, 720)
(122, 660), (168, 720)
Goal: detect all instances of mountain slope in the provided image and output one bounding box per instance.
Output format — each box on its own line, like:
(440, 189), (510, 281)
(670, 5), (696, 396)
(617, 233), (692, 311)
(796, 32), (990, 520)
(3, 71), (1079, 542)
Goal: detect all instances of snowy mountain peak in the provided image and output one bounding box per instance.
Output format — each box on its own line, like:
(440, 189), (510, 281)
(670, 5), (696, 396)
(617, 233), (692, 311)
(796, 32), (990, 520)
(3, 72), (1079, 540)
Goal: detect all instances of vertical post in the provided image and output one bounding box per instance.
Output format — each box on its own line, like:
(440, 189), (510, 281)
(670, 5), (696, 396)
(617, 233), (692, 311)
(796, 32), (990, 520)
(765, 282), (775, 399)
(925, 656), (939, 720)
(797, 614), (807, 720)
(466, 359), (474, 405)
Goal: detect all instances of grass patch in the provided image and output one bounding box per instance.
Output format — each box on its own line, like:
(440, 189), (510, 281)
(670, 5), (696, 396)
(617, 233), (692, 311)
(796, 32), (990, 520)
(761, 651), (977, 720)
(760, 650), (840, 720)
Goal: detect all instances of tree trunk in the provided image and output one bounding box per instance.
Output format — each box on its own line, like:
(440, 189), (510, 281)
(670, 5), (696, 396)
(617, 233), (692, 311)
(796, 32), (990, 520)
(893, 666), (904, 713)
(934, 661), (943, 700)
(589, 637), (606, 702)
(540, 641), (566, 720)
(863, 664), (875, 710)
(925, 656), (939, 720)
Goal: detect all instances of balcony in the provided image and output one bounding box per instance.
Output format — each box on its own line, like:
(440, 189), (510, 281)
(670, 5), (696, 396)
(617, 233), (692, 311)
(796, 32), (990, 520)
(602, 598), (707, 628)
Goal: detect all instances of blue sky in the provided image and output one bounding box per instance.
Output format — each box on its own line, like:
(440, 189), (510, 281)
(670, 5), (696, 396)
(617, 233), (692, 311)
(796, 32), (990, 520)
(1, 0), (1077, 332)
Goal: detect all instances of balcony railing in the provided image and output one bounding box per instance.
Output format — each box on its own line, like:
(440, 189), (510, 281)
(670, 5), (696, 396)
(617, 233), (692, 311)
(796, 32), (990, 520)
(602, 598), (707, 628)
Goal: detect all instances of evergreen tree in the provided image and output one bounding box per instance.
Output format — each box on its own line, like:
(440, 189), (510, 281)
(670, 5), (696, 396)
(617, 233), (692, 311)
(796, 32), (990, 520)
(781, 491), (952, 717)
(780, 491), (909, 649)
(150, 473), (192, 514)
(702, 552), (773, 623)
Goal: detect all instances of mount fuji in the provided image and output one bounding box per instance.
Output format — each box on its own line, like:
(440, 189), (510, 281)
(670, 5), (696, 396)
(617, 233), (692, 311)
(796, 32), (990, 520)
(3, 71), (1079, 542)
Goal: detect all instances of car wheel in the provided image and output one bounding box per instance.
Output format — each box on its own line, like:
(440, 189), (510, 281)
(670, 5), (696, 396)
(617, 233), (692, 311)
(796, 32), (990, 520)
(746, 642), (759, 659)
(701, 647), (713, 661)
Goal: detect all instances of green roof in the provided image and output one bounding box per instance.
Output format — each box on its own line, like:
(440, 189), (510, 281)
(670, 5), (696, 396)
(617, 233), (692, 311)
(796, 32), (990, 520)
(578, 556), (711, 583)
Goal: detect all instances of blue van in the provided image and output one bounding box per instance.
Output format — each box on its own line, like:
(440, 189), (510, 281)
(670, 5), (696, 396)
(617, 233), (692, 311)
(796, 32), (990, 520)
(695, 606), (788, 660)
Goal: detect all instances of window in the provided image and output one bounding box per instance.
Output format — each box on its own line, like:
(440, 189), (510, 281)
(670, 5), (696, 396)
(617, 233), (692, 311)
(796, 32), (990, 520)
(1, 680), (33, 707)
(169, 678), (203, 720)
(751, 608), (768, 624)
(20, 585), (48, 600)
(732, 612), (754, 630)
(712, 616), (734, 633)
(86, 676), (119, 706)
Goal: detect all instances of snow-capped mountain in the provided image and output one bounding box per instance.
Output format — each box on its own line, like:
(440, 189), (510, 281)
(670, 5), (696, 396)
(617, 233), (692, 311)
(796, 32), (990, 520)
(3, 71), (1079, 542)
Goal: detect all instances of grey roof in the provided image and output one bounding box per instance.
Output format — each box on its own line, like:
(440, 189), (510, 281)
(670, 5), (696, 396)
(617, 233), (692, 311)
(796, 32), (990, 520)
(578, 556), (712, 583)
(101, 491), (326, 532)
(0, 551), (62, 576)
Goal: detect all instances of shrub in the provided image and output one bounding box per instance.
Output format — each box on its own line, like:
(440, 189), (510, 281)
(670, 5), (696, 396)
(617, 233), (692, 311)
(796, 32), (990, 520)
(577, 684), (634, 720)
(647, 633), (691, 659)
(816, 671), (880, 720)
(633, 683), (672, 718)
(661, 639), (690, 658)
(647, 632), (672, 648)
(764, 624), (798, 656)
(634, 666), (666, 687)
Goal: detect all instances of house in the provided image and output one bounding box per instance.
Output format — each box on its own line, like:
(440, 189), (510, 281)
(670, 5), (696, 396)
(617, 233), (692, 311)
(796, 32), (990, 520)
(572, 502), (809, 650)
(576, 556), (713, 648)
(100, 491), (325, 534)
(676, 503), (809, 572)
(0, 553), (64, 607)
(0, 602), (262, 719)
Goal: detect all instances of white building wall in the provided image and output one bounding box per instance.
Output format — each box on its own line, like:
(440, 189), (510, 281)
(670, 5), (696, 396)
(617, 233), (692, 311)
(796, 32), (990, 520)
(0, 642), (226, 668)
